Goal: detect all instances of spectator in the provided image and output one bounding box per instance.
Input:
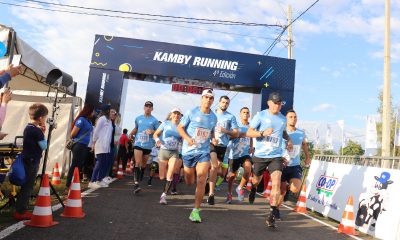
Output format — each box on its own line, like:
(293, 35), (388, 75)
(65, 104), (95, 190)
(14, 103), (48, 220)
(117, 129), (129, 171)
(0, 64), (22, 88)
(0, 88), (12, 140)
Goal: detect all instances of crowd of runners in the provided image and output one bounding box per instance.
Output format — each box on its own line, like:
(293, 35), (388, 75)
(90, 89), (310, 228)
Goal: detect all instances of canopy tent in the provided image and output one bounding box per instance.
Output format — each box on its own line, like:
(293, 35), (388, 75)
(0, 24), (81, 176)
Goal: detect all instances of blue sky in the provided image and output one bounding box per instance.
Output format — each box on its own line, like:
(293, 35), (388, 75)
(1, 0), (399, 148)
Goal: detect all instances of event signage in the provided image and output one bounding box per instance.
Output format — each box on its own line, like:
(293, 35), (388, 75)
(306, 160), (400, 240)
(171, 83), (207, 95)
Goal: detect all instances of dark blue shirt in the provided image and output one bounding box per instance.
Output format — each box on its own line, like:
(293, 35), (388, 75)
(73, 117), (93, 146)
(22, 123), (45, 161)
(0, 73), (11, 88)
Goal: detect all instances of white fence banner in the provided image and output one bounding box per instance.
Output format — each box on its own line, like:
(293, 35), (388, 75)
(306, 160), (400, 240)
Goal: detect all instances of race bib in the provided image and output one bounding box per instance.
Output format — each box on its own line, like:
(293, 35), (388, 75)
(288, 145), (301, 158)
(164, 137), (178, 150)
(263, 136), (279, 148)
(137, 132), (149, 143)
(194, 127), (210, 145)
(239, 137), (250, 146)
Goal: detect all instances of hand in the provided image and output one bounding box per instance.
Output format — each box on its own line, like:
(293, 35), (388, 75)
(188, 138), (195, 146)
(211, 138), (218, 146)
(304, 157), (311, 167)
(0, 132), (8, 140)
(282, 157), (289, 167)
(39, 124), (46, 133)
(1, 89), (12, 104)
(263, 128), (273, 136)
(5, 64), (22, 78)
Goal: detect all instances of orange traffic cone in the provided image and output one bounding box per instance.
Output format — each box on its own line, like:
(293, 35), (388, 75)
(24, 174), (59, 227)
(293, 184), (307, 213)
(116, 160), (124, 179)
(51, 163), (61, 185)
(338, 196), (358, 235)
(262, 179), (272, 199)
(61, 167), (85, 218)
(125, 161), (132, 175)
(245, 173), (253, 191)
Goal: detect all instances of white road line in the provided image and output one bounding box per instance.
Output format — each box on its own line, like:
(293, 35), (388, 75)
(0, 178), (117, 239)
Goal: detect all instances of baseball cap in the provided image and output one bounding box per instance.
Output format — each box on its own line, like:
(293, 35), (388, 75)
(268, 92), (283, 103)
(201, 89), (214, 97)
(170, 108), (182, 114)
(144, 101), (153, 107)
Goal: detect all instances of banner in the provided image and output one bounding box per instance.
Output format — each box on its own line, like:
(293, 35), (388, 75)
(325, 124), (333, 150)
(306, 160), (400, 240)
(365, 116), (378, 149)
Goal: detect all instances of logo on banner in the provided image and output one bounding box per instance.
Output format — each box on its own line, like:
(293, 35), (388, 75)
(316, 175), (338, 197)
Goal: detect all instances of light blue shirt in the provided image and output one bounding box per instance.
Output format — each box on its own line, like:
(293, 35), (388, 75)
(230, 122), (251, 159)
(180, 107), (217, 155)
(287, 128), (305, 166)
(249, 110), (286, 158)
(215, 111), (238, 147)
(133, 115), (159, 150)
(157, 120), (182, 150)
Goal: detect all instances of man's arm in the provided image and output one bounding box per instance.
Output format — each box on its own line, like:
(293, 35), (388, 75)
(302, 139), (311, 166)
(246, 127), (273, 138)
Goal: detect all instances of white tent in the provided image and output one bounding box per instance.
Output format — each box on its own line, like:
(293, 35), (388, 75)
(1, 24), (80, 176)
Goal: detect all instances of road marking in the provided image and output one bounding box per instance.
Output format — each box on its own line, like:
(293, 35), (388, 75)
(0, 178), (116, 239)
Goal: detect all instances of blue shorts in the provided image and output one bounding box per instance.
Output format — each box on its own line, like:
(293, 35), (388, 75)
(182, 153), (210, 168)
(281, 165), (303, 183)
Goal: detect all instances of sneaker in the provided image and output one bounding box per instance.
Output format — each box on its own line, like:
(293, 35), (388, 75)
(147, 179), (152, 186)
(266, 209), (278, 228)
(236, 187), (245, 202)
(171, 190), (178, 195)
(189, 209), (202, 223)
(249, 187), (256, 204)
(102, 177), (111, 184)
(88, 181), (100, 189)
(207, 194), (215, 205)
(14, 211), (32, 221)
(226, 194), (233, 204)
(98, 181), (109, 188)
(160, 193), (167, 205)
(276, 209), (281, 221)
(133, 184), (141, 194)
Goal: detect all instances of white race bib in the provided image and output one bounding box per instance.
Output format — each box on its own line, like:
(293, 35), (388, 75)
(263, 136), (279, 148)
(288, 145), (301, 158)
(164, 137), (178, 150)
(137, 132), (149, 143)
(194, 127), (210, 145)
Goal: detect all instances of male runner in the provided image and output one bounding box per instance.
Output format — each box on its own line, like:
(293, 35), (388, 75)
(246, 92), (292, 228)
(226, 107), (253, 203)
(279, 110), (310, 206)
(129, 101), (159, 194)
(177, 89), (217, 222)
(208, 96), (238, 205)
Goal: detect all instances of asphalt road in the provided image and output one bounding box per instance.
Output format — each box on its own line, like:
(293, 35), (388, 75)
(4, 177), (355, 240)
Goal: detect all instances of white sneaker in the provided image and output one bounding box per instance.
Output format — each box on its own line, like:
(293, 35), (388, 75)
(102, 177), (112, 184)
(88, 182), (100, 189)
(98, 181), (109, 188)
(160, 193), (167, 205)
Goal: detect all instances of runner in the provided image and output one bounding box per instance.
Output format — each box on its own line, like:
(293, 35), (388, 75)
(177, 89), (217, 222)
(226, 107), (253, 203)
(147, 144), (159, 186)
(208, 96), (238, 205)
(279, 110), (310, 207)
(246, 92), (293, 228)
(129, 101), (159, 194)
(153, 108), (183, 204)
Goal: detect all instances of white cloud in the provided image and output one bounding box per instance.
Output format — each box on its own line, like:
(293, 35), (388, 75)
(312, 103), (336, 112)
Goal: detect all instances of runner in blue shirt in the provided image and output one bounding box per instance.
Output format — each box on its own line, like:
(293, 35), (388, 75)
(246, 92), (293, 228)
(129, 101), (159, 194)
(208, 95), (238, 205)
(279, 110), (310, 206)
(177, 89), (217, 223)
(226, 107), (253, 203)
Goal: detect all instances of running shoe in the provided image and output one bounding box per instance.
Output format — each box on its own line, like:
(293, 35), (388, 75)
(236, 187), (245, 202)
(266, 210), (277, 228)
(88, 181), (100, 189)
(147, 179), (152, 186)
(160, 193), (167, 205)
(133, 184), (141, 194)
(249, 187), (256, 204)
(98, 181), (109, 188)
(189, 209), (202, 223)
(207, 194), (215, 205)
(226, 194), (233, 204)
(171, 190), (178, 195)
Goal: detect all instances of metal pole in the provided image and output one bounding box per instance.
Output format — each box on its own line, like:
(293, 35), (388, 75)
(287, 5), (293, 59)
(381, 0), (391, 167)
(393, 108), (398, 157)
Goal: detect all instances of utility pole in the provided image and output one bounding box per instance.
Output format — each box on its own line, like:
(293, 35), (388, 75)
(382, 0), (391, 167)
(287, 4), (293, 59)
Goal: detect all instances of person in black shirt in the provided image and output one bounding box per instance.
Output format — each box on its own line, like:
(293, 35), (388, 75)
(14, 103), (48, 221)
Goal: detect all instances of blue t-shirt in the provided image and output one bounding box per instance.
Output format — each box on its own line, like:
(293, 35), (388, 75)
(249, 110), (286, 158)
(215, 111), (238, 147)
(287, 128), (305, 166)
(133, 115), (159, 150)
(73, 117), (93, 146)
(230, 122), (251, 159)
(157, 120), (182, 150)
(22, 123), (45, 162)
(180, 107), (217, 155)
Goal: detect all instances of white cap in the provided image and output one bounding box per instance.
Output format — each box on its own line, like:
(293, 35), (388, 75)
(170, 108), (182, 114)
(201, 89), (214, 97)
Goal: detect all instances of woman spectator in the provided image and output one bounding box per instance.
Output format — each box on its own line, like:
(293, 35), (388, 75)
(65, 104), (95, 189)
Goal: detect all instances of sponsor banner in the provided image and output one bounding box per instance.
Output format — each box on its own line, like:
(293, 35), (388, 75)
(306, 160), (400, 240)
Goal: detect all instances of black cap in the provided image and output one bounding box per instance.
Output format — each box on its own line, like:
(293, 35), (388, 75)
(268, 92), (283, 103)
(144, 101), (153, 107)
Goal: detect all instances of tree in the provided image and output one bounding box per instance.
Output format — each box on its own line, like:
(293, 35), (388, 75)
(301, 142), (315, 161)
(314, 144), (336, 155)
(340, 140), (365, 156)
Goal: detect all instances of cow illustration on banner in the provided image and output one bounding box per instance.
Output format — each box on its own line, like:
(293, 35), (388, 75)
(356, 171), (394, 233)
